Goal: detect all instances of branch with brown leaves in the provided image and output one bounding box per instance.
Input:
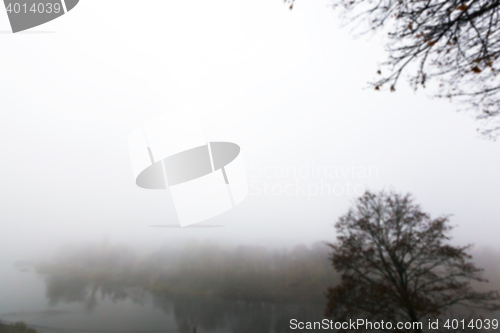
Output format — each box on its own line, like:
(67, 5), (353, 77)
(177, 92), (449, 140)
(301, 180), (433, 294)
(289, 0), (500, 138)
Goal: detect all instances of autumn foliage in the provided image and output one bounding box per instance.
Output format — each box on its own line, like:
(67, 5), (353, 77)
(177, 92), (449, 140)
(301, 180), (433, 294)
(287, 0), (500, 138)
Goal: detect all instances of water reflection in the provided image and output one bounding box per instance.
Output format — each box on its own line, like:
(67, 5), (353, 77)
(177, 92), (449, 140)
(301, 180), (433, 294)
(45, 275), (148, 312)
(153, 296), (325, 333)
(32, 242), (335, 332)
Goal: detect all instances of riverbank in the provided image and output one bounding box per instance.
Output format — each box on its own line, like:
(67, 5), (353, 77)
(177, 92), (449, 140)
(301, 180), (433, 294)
(0, 322), (37, 333)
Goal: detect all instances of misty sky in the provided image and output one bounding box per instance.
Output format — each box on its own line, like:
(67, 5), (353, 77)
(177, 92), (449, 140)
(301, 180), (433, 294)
(1, 0), (499, 261)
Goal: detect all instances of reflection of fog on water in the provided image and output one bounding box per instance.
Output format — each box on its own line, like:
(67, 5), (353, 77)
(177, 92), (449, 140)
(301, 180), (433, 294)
(5, 242), (500, 333)
(33, 242), (332, 332)
(42, 273), (326, 332)
(45, 274), (148, 312)
(154, 296), (324, 333)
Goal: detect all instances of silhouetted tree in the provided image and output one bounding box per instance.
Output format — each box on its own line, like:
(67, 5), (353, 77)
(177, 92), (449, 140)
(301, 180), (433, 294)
(286, 0), (500, 138)
(325, 191), (499, 332)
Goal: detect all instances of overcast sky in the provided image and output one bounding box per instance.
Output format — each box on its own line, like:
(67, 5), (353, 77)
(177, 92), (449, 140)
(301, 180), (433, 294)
(1, 0), (499, 261)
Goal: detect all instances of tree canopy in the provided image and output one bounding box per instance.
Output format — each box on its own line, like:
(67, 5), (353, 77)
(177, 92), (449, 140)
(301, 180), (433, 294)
(287, 0), (500, 138)
(325, 191), (500, 331)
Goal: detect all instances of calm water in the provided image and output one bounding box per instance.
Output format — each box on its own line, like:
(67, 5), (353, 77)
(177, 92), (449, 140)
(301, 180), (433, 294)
(0, 256), (327, 333)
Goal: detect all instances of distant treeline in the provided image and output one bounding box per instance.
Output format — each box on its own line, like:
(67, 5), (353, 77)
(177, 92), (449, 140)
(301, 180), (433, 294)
(36, 241), (340, 306)
(35, 242), (500, 307)
(148, 242), (340, 303)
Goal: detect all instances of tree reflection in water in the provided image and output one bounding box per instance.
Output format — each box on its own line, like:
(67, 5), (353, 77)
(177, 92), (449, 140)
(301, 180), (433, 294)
(154, 296), (324, 333)
(36, 242), (334, 332)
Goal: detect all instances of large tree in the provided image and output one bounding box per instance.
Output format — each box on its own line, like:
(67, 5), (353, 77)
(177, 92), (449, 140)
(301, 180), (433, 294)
(325, 191), (499, 332)
(287, 0), (500, 138)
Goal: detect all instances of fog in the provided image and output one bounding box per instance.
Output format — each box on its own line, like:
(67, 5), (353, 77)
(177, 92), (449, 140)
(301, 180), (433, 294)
(1, 0), (500, 330)
(1, 241), (499, 332)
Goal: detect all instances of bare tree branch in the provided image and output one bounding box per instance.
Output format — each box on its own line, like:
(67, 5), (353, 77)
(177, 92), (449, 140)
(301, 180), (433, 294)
(288, 0), (500, 138)
(325, 191), (500, 332)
